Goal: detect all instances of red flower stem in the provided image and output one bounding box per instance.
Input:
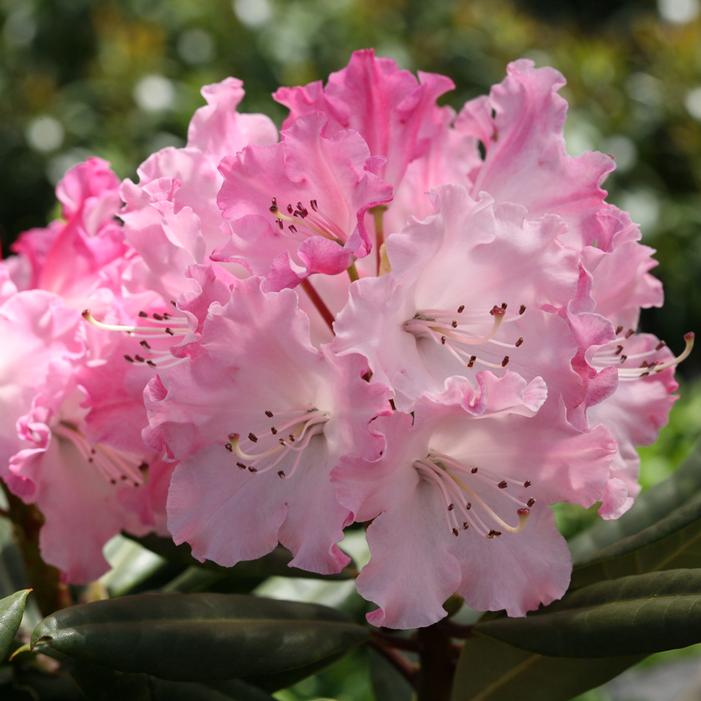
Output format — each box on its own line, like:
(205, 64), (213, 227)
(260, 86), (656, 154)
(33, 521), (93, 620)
(301, 278), (335, 333)
(369, 638), (419, 687)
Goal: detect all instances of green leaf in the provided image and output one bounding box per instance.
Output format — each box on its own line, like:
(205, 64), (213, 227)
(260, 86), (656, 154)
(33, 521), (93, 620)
(70, 662), (277, 700)
(572, 489), (701, 588)
(31, 592), (368, 682)
(369, 648), (413, 701)
(570, 446), (701, 564)
(450, 634), (640, 701)
(474, 569), (701, 658)
(0, 589), (31, 662)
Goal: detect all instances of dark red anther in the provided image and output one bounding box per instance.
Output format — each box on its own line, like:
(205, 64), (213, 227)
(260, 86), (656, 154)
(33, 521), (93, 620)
(134, 355), (145, 363)
(457, 304), (465, 313)
(146, 360), (157, 367)
(265, 410), (274, 417)
(524, 480), (532, 488)
(236, 462), (247, 470)
(287, 203), (294, 214)
(463, 521), (469, 529)
(248, 432), (258, 443)
(615, 325), (624, 335)
(278, 471), (285, 479)
(614, 344), (624, 356)
(140, 340), (151, 349)
(498, 480), (508, 489)
(165, 328), (175, 336)
(620, 354), (628, 363)
(310, 199), (318, 211)
(527, 497), (535, 507)
(225, 443), (233, 452)
(248, 466), (257, 473)
(452, 528), (459, 537)
(515, 337), (524, 347)
(625, 328), (635, 338)
(441, 336), (447, 345)
(466, 502), (472, 510)
(448, 503), (455, 511)
(138, 311), (148, 318)
(471, 467), (478, 474)
(276, 219), (284, 230)
(152, 313), (164, 321)
(124, 355), (134, 363)
(451, 320), (458, 328)
(288, 224), (297, 233)
(519, 304), (526, 315)
(501, 355), (510, 367)
(467, 355), (476, 368)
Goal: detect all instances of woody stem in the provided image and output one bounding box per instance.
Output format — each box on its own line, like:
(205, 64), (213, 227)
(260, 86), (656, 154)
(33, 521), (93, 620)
(417, 622), (456, 701)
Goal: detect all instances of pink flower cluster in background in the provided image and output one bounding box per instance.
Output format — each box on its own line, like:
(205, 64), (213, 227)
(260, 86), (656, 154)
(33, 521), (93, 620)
(0, 51), (690, 629)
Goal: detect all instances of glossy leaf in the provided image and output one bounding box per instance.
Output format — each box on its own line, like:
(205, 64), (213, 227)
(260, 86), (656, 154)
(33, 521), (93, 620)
(474, 569), (701, 658)
(31, 592), (368, 682)
(572, 489), (701, 588)
(450, 633), (640, 701)
(570, 446), (701, 564)
(0, 589), (30, 662)
(369, 648), (413, 701)
(70, 662), (277, 701)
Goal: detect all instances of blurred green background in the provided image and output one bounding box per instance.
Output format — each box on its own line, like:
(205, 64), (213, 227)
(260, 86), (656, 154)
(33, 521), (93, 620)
(1, 1), (701, 699)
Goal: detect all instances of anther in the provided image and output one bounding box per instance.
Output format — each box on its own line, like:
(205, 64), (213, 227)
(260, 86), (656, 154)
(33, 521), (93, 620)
(463, 521), (469, 529)
(140, 340), (151, 349)
(467, 355), (476, 368)
(501, 355), (510, 367)
(271, 427), (278, 435)
(498, 480), (508, 489)
(165, 328), (174, 336)
(656, 341), (666, 351)
(471, 467), (478, 474)
(615, 325), (624, 335)
(452, 528), (459, 537)
(236, 462), (247, 469)
(527, 498), (535, 507)
(310, 199), (318, 211)
(138, 311), (148, 318)
(225, 443), (233, 452)
(451, 320), (458, 328)
(146, 360), (157, 367)
(524, 480), (532, 488)
(124, 355), (134, 363)
(519, 305), (526, 315)
(457, 305), (465, 313)
(265, 410), (274, 418)
(152, 313), (164, 321)
(620, 354), (628, 363)
(278, 471), (285, 479)
(248, 467), (257, 473)
(441, 336), (447, 345)
(515, 337), (524, 347)
(614, 345), (624, 356)
(448, 503), (455, 511)
(625, 329), (635, 338)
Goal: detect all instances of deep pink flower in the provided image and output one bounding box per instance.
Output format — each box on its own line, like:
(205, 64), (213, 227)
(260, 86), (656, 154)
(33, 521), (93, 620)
(274, 49), (454, 190)
(216, 113), (392, 288)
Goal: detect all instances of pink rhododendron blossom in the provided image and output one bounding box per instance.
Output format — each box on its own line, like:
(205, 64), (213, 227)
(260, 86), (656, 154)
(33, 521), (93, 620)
(216, 113), (392, 288)
(0, 54), (690, 627)
(334, 185), (580, 406)
(274, 49), (454, 190)
(145, 277), (389, 573)
(334, 378), (616, 628)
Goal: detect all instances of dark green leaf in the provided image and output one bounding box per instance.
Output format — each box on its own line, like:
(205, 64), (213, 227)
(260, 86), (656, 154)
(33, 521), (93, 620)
(570, 446), (701, 564)
(474, 569), (701, 658)
(0, 589), (30, 662)
(369, 648), (413, 701)
(31, 592), (368, 682)
(572, 489), (701, 588)
(70, 662), (277, 700)
(450, 634), (640, 701)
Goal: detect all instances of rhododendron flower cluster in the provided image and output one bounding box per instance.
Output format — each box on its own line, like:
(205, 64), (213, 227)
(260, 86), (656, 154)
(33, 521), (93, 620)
(0, 51), (690, 629)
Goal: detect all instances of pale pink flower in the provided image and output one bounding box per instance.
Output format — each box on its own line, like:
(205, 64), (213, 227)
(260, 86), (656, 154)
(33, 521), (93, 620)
(333, 376), (616, 628)
(334, 185), (580, 407)
(145, 277), (389, 573)
(121, 78), (276, 300)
